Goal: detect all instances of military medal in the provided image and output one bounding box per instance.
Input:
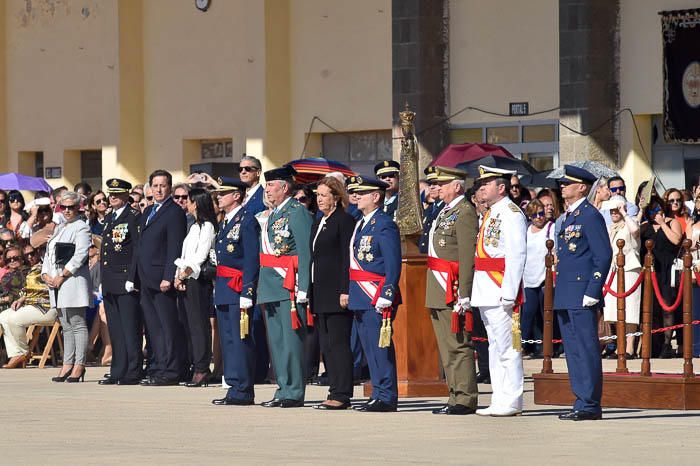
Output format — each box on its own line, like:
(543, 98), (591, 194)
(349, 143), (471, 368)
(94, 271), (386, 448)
(568, 242), (577, 252)
(227, 244), (234, 252)
(365, 253), (374, 262)
(439, 238), (446, 247)
(114, 244), (122, 252)
(357, 252), (365, 261)
(274, 235), (283, 244)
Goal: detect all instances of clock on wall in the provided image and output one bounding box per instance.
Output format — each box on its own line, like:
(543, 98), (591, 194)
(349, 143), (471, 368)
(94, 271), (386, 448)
(195, 0), (211, 12)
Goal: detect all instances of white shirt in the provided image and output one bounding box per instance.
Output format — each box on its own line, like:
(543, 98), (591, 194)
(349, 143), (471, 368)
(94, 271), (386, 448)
(174, 221), (216, 280)
(524, 222), (555, 288)
(359, 208), (379, 230)
(566, 197), (586, 214)
(243, 183), (261, 206)
(225, 205), (243, 224)
(273, 196), (292, 214)
(311, 211), (333, 281)
(111, 205), (127, 220)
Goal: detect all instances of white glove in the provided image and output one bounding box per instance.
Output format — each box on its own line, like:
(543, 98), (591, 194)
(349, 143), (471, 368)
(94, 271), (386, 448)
(240, 297), (253, 309)
(458, 297), (471, 314)
(375, 297), (393, 313)
(582, 295), (599, 307)
(125, 281), (135, 293)
(296, 290), (308, 305)
(501, 298), (515, 311)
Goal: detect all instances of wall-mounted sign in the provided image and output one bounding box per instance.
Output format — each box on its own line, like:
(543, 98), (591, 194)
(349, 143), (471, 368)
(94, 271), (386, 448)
(45, 167), (62, 179)
(509, 102), (529, 116)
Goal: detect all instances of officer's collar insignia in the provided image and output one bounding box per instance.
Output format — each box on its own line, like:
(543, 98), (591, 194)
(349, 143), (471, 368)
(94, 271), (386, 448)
(371, 218), (376, 225)
(574, 209), (580, 217)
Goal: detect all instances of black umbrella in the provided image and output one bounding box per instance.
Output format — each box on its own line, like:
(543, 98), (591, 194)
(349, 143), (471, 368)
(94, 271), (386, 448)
(456, 155), (537, 178)
(520, 169), (558, 188)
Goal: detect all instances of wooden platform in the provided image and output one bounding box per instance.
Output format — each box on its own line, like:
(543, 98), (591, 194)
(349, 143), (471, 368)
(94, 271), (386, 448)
(533, 372), (700, 409)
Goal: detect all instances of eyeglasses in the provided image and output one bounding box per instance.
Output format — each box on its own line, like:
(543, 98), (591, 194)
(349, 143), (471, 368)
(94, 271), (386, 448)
(530, 211), (545, 219)
(239, 166), (259, 173)
(146, 196), (154, 201)
(61, 204), (79, 211)
(610, 186), (626, 193)
(94, 198), (107, 205)
(511, 184), (522, 190)
(173, 195), (188, 201)
(668, 198), (682, 204)
(5, 255), (21, 263)
(9, 197), (22, 203)
(24, 251), (36, 258)
(295, 196), (308, 203)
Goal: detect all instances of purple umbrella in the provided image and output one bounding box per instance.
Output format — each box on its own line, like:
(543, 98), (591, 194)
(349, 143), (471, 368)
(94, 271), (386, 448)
(0, 173), (53, 192)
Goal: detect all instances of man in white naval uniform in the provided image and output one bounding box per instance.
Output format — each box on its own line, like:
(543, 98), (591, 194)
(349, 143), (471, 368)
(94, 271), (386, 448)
(471, 166), (527, 417)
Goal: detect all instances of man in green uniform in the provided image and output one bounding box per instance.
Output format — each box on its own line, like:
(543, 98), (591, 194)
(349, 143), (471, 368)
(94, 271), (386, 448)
(256, 166), (313, 408)
(425, 166), (479, 415)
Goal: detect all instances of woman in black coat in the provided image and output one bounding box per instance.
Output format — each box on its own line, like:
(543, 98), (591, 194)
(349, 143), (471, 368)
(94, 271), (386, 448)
(310, 176), (356, 410)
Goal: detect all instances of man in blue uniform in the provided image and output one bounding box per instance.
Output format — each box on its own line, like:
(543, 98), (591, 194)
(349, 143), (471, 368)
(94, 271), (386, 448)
(211, 177), (260, 405)
(554, 165), (612, 421)
(374, 160), (400, 220)
(347, 176), (402, 412)
(418, 166), (443, 254)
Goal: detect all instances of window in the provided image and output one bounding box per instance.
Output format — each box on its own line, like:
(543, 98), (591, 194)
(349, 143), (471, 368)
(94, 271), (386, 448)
(486, 126), (519, 144)
(201, 139), (233, 159)
(322, 130), (392, 176)
(80, 150), (102, 192)
(450, 128), (482, 144)
(523, 125), (556, 143)
(34, 152), (44, 178)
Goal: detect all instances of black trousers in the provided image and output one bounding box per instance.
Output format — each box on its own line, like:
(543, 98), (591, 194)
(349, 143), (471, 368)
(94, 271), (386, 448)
(317, 312), (354, 403)
(177, 292), (193, 373)
(104, 292), (143, 381)
(183, 277), (213, 373)
(472, 307), (490, 376)
(140, 287), (186, 381)
(304, 321), (320, 381)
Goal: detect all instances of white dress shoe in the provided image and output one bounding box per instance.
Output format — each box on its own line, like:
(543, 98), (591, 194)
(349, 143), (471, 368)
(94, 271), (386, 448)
(475, 406), (494, 416)
(489, 406), (523, 417)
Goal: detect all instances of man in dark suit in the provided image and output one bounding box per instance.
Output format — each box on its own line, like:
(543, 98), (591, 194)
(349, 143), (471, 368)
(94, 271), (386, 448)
(418, 166), (443, 254)
(99, 178), (143, 385)
(347, 176), (402, 412)
(374, 161), (400, 221)
(211, 177), (260, 405)
(554, 165), (612, 421)
(127, 169), (187, 386)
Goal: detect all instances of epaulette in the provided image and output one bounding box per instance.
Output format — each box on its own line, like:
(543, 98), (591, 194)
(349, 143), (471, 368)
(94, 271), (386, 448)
(508, 203), (521, 213)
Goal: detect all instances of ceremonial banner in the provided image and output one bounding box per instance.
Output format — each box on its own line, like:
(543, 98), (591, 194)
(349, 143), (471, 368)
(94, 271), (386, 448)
(662, 9), (700, 143)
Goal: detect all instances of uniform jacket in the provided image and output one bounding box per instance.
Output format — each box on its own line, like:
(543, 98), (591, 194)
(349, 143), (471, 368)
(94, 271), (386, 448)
(100, 206), (141, 295)
(256, 198), (313, 304)
(309, 207), (355, 314)
(425, 197), (477, 309)
(244, 184), (266, 216)
(130, 198), (187, 291)
(348, 210), (402, 310)
(418, 200), (443, 254)
(553, 198), (612, 310)
(470, 196), (527, 307)
(383, 193), (399, 220)
(214, 207), (260, 306)
(42, 219), (93, 308)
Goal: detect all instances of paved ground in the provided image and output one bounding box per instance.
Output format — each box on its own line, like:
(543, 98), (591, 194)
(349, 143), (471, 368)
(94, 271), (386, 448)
(4, 358), (700, 465)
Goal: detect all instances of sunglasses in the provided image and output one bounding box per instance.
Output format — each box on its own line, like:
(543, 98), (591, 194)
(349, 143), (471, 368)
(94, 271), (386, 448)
(668, 198), (682, 204)
(511, 184), (522, 190)
(239, 166), (259, 173)
(296, 196), (308, 203)
(24, 251), (36, 258)
(530, 211), (545, 219)
(61, 204), (79, 211)
(9, 197), (22, 203)
(610, 186), (626, 193)
(146, 196), (154, 201)
(94, 198), (107, 205)
(173, 195), (188, 201)
(379, 174), (397, 181)
(6, 255), (21, 263)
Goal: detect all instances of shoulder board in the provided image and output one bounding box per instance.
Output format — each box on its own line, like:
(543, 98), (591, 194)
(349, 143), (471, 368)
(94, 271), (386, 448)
(508, 203), (521, 213)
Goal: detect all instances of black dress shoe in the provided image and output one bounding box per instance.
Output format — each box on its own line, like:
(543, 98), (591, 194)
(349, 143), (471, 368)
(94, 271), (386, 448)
(280, 399), (305, 408)
(476, 372), (491, 384)
(364, 400), (397, 412)
(313, 401), (351, 410)
(260, 399), (283, 408)
(117, 378), (141, 385)
(432, 404), (475, 415)
(558, 410), (576, 420)
(212, 397), (255, 406)
(352, 399), (375, 411)
(98, 378), (118, 385)
(103, 373), (111, 379)
(140, 377), (179, 386)
(570, 410), (602, 421)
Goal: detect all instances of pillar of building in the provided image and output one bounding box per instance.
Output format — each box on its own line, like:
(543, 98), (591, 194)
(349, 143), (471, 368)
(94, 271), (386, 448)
(0, 1), (7, 172)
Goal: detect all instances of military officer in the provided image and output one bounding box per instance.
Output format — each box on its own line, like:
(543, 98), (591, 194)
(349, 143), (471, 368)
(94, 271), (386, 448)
(554, 165), (612, 421)
(347, 176), (402, 412)
(418, 166), (444, 253)
(471, 166), (527, 417)
(257, 166), (313, 408)
(211, 177), (261, 406)
(425, 167), (479, 415)
(99, 178), (143, 385)
(374, 160), (400, 220)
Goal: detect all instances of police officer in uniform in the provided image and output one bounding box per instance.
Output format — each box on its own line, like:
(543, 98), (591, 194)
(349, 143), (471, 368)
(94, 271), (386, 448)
(257, 166), (313, 408)
(425, 167), (479, 415)
(347, 176), (402, 412)
(211, 177), (261, 405)
(554, 165), (612, 421)
(99, 178), (143, 385)
(471, 166), (527, 417)
(418, 166), (444, 253)
(374, 161), (400, 220)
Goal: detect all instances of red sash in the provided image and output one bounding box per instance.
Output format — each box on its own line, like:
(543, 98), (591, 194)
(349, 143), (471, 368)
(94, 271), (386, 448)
(259, 254), (299, 294)
(216, 265), (243, 293)
(349, 269), (385, 306)
(427, 256), (459, 305)
(474, 257), (506, 274)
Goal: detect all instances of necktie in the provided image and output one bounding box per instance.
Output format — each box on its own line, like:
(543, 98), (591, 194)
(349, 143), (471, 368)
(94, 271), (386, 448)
(112, 212), (117, 221)
(357, 219), (365, 234)
(146, 204), (159, 225)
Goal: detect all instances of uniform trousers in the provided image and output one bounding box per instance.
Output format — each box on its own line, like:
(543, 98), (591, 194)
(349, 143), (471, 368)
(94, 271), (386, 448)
(183, 277), (212, 373)
(0, 306), (57, 357)
(472, 308), (490, 376)
(58, 307), (88, 365)
(430, 308), (478, 408)
(216, 304), (256, 401)
(479, 305), (523, 410)
(140, 287), (186, 381)
(262, 299), (307, 401)
(556, 308), (602, 413)
(354, 309), (398, 405)
(251, 306), (271, 383)
(316, 312), (354, 403)
(104, 292), (143, 381)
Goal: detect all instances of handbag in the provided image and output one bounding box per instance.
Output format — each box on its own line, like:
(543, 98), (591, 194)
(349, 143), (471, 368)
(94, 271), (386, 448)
(55, 242), (76, 267)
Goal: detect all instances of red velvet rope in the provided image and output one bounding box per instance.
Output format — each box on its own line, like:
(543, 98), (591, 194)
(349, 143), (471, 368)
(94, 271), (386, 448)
(603, 270), (644, 298)
(601, 270), (617, 298)
(650, 270), (684, 312)
(694, 271), (700, 287)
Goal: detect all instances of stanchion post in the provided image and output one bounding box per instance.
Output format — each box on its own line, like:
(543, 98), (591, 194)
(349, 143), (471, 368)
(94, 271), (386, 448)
(541, 239), (554, 374)
(682, 239), (694, 378)
(615, 239), (628, 373)
(641, 240), (654, 377)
